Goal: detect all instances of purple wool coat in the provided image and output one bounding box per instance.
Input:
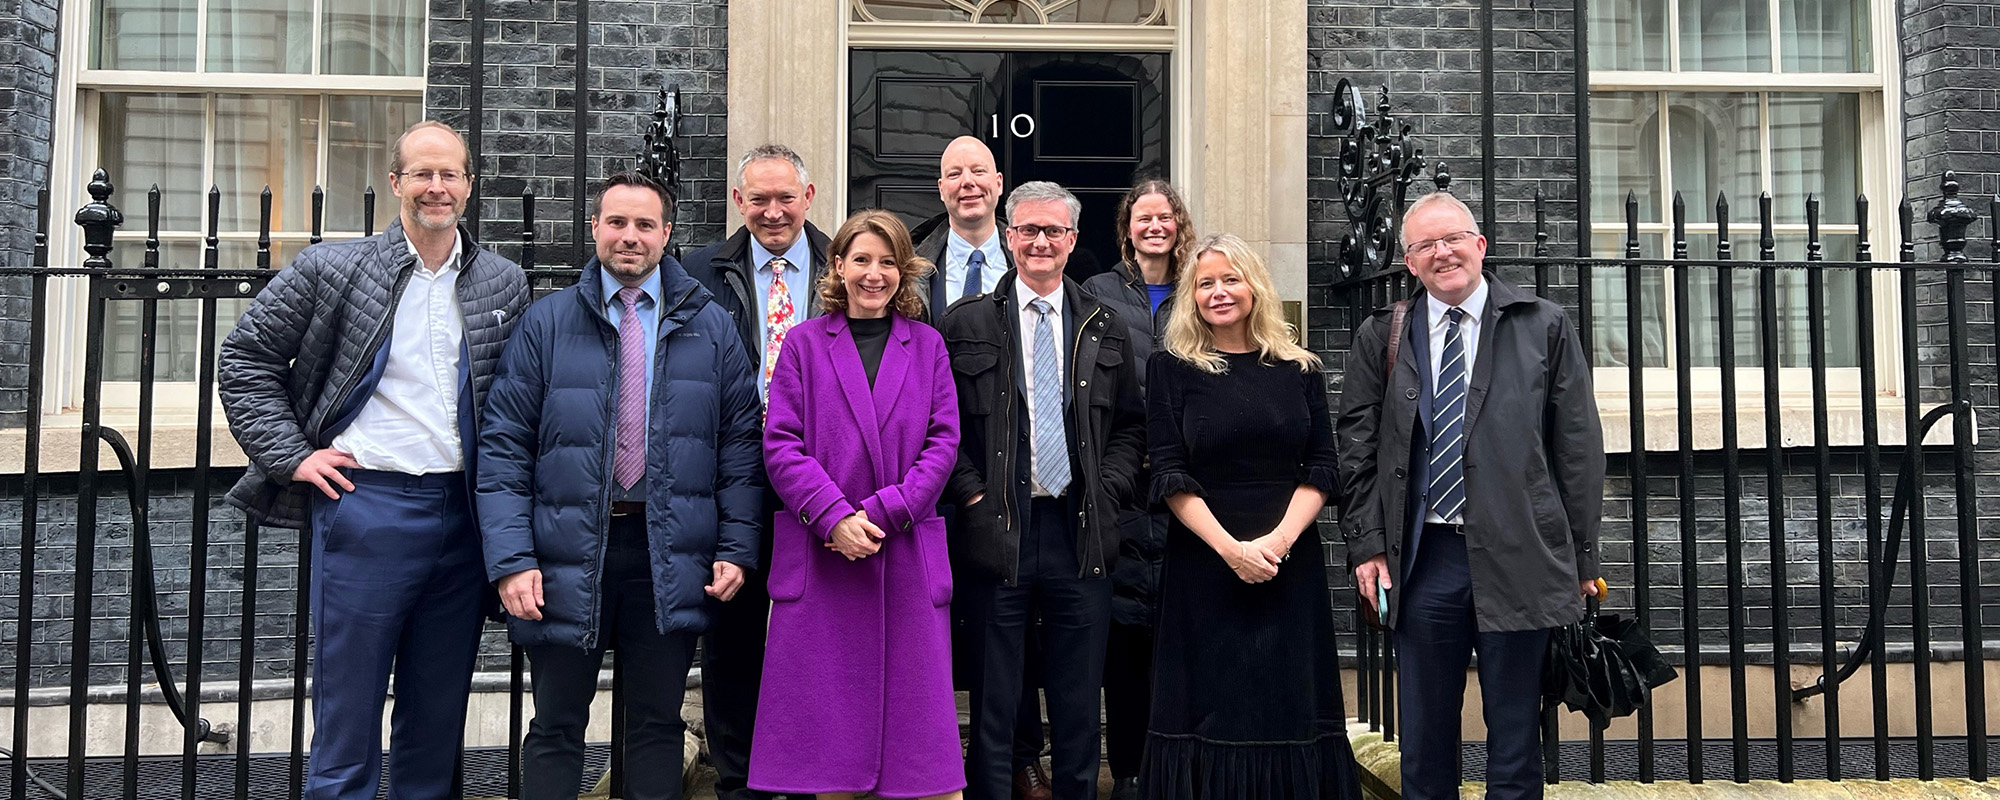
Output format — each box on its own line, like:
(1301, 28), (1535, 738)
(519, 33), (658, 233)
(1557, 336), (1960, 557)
(750, 311), (965, 798)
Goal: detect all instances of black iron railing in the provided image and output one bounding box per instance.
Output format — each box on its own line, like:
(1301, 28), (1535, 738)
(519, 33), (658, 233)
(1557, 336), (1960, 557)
(1332, 82), (1998, 785)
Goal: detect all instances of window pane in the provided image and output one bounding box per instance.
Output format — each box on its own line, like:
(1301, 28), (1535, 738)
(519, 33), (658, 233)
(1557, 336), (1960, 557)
(206, 0), (311, 74)
(93, 0), (196, 71)
(324, 96), (422, 233)
(1589, 0), (1667, 71)
(1590, 92), (1662, 224)
(1667, 93), (1761, 223)
(322, 0), (425, 76)
(1781, 0), (1871, 72)
(1588, 232), (1670, 369)
(855, 0), (1166, 23)
(99, 94), (206, 232)
(1680, 0), (1771, 71)
(214, 95), (321, 232)
(1769, 94), (1861, 223)
(1679, 234), (1858, 368)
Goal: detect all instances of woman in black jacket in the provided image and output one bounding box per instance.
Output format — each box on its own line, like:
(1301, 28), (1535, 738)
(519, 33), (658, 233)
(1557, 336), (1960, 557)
(1079, 179), (1195, 800)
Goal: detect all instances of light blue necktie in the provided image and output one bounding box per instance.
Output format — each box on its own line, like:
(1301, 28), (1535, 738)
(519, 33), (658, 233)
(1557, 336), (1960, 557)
(1428, 307), (1467, 521)
(963, 249), (987, 299)
(1028, 298), (1071, 496)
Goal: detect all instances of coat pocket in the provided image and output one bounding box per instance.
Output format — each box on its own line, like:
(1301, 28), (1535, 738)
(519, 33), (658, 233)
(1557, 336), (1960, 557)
(914, 516), (953, 607)
(767, 516), (811, 602)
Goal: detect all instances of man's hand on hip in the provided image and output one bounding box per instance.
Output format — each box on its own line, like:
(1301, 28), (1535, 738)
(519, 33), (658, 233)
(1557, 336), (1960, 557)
(707, 561), (746, 601)
(1354, 554), (1392, 602)
(498, 569), (545, 620)
(292, 448), (358, 499)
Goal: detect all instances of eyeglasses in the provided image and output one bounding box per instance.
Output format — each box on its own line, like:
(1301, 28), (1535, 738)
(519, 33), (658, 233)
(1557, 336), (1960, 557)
(1405, 230), (1478, 256)
(1009, 224), (1075, 241)
(397, 170), (469, 186)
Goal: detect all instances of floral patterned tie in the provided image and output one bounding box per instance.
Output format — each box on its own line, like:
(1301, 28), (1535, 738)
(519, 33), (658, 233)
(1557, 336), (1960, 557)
(763, 257), (796, 396)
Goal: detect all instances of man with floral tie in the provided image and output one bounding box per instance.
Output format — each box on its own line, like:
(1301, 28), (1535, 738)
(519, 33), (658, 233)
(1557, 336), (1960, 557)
(682, 143), (830, 800)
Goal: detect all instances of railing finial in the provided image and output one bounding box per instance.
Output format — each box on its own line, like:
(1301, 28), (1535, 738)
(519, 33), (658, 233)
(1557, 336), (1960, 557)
(74, 168), (123, 269)
(1927, 170), (1978, 263)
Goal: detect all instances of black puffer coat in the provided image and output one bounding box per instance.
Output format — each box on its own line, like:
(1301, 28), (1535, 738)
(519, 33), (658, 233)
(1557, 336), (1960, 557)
(218, 221), (530, 528)
(1081, 261), (1175, 627)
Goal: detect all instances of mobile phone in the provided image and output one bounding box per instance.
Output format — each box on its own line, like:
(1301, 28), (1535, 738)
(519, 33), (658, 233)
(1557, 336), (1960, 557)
(1376, 584), (1389, 618)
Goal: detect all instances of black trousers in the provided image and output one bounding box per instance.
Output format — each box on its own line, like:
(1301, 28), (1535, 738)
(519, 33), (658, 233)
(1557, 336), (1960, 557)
(967, 496), (1113, 800)
(524, 514), (698, 800)
(702, 524), (775, 800)
(1102, 622), (1154, 780)
(1395, 525), (1552, 800)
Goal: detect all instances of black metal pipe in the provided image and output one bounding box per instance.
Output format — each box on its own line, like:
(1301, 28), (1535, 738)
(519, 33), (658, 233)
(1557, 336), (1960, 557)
(1714, 193), (1750, 783)
(1624, 207), (1654, 782)
(1755, 193), (1791, 783)
(1572, 0), (1590, 255)
(125, 292), (158, 800)
(574, 0), (590, 265)
(1945, 234), (1986, 781)
(12, 187), (50, 800)
(1671, 192), (1702, 783)
(236, 519), (260, 800)
(1898, 202), (1933, 781)
(1479, 0), (1496, 239)
(1805, 194), (1840, 779)
(67, 170), (120, 800)
(1860, 197), (1889, 780)
(469, 0), (487, 231)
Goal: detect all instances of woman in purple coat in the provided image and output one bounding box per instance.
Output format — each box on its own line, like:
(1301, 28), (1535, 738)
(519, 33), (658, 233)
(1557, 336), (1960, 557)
(752, 209), (965, 800)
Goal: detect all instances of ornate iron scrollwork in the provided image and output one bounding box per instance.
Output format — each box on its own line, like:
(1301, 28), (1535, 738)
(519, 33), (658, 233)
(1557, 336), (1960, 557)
(1330, 79), (1447, 283)
(636, 86), (683, 191)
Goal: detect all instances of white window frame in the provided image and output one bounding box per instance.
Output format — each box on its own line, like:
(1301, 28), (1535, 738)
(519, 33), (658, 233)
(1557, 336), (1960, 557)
(43, 0), (425, 422)
(1585, 0), (1925, 452)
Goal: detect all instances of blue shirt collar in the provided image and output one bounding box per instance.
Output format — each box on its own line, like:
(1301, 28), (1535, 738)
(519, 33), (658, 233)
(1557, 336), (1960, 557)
(602, 263), (665, 314)
(751, 233), (813, 276)
(947, 228), (1004, 268)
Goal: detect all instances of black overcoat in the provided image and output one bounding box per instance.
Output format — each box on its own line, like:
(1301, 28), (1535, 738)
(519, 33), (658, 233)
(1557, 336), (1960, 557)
(1336, 275), (1605, 632)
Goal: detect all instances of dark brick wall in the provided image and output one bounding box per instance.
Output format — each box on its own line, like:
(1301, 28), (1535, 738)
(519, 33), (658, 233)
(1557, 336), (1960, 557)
(1903, 0), (2000, 264)
(0, 0), (60, 429)
(422, 0), (732, 270)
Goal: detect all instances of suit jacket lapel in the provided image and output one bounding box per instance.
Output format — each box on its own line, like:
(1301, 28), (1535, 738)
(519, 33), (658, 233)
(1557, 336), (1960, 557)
(825, 315), (886, 476)
(1411, 299), (1434, 440)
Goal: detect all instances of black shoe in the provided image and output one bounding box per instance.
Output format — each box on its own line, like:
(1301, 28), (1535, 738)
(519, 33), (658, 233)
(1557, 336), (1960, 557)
(1108, 776), (1139, 800)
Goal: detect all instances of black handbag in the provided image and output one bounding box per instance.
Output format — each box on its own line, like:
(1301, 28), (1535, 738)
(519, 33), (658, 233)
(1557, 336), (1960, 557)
(1542, 613), (1678, 727)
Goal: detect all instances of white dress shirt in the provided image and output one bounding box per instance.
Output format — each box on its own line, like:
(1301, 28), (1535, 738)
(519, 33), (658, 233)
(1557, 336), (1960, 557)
(1424, 276), (1488, 525)
(942, 229), (1008, 301)
(1015, 277), (1067, 497)
(332, 234), (467, 474)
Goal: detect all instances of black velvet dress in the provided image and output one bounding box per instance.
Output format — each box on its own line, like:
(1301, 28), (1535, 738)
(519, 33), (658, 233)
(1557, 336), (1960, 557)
(1139, 350), (1361, 800)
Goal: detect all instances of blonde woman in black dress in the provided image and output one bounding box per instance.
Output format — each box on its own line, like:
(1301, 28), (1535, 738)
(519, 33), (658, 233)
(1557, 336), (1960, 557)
(1140, 233), (1361, 800)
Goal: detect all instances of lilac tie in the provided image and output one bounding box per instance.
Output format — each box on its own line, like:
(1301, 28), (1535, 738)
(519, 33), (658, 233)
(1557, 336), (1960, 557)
(613, 286), (646, 490)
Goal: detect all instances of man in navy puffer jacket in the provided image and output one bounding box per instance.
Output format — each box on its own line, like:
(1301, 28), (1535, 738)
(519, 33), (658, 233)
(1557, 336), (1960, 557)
(478, 171), (764, 800)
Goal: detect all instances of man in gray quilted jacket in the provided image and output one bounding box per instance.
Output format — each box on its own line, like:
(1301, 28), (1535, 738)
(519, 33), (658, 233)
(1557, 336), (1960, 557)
(218, 120), (531, 800)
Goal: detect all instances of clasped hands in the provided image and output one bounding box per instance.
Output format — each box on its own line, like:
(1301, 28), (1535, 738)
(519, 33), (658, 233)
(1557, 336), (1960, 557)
(1221, 533), (1290, 584)
(825, 509), (887, 561)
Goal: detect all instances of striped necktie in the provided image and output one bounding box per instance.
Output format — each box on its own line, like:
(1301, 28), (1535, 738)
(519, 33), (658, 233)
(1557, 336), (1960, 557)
(1428, 307), (1468, 521)
(1028, 298), (1071, 497)
(613, 287), (646, 490)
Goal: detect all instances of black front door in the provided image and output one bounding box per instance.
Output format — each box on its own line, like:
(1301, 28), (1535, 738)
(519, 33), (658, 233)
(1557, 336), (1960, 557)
(849, 50), (1169, 284)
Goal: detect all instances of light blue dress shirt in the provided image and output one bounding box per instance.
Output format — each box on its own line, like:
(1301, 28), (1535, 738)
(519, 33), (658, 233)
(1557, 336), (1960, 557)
(601, 264), (664, 427)
(943, 229), (1008, 302)
(751, 234), (813, 394)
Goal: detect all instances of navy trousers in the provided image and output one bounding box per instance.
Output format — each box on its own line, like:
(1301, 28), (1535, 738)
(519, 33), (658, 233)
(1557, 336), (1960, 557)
(305, 470), (486, 800)
(966, 496), (1114, 800)
(1396, 526), (1552, 800)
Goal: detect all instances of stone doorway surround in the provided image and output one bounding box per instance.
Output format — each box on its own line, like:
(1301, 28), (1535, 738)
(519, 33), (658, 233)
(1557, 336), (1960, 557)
(726, 0), (1310, 307)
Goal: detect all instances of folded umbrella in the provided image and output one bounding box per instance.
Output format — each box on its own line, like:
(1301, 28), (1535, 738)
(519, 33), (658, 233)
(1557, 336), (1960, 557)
(1542, 613), (1678, 727)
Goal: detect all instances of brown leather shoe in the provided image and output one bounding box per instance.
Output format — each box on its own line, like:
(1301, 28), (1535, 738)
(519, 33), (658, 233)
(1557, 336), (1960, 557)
(1012, 762), (1053, 800)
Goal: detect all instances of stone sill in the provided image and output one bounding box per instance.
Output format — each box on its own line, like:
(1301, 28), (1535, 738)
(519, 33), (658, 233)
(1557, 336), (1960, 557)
(0, 409), (246, 475)
(1597, 396), (1970, 455)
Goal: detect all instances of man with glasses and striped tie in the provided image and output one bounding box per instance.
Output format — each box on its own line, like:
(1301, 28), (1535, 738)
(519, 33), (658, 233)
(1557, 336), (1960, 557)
(1337, 192), (1606, 800)
(940, 181), (1146, 800)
